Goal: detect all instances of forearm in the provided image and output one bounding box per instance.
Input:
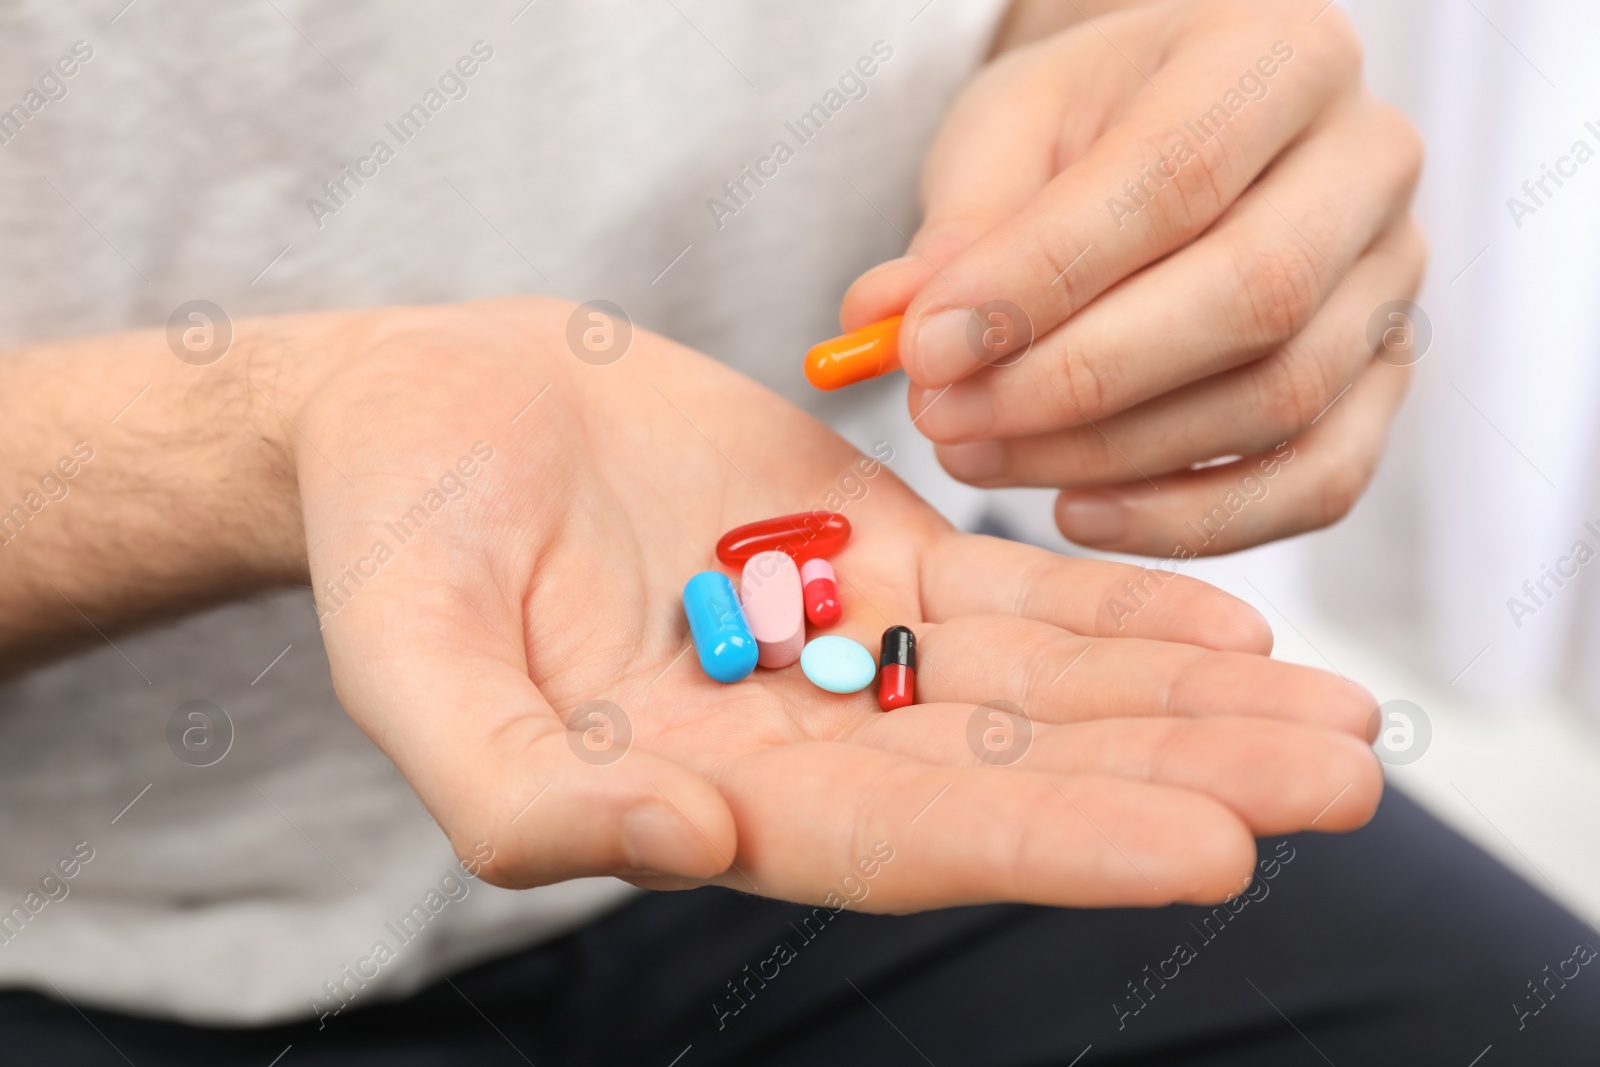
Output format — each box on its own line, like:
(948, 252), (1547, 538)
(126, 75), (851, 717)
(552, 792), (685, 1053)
(0, 312), (362, 672)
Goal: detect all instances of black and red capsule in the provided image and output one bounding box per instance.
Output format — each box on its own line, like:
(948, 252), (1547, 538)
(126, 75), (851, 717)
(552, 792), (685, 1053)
(877, 625), (916, 711)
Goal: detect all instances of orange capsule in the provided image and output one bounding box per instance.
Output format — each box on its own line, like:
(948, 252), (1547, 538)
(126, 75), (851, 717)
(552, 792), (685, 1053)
(804, 315), (902, 391)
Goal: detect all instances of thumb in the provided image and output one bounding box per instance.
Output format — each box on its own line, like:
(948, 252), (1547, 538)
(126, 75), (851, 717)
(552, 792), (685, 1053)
(323, 579), (736, 889)
(839, 39), (1109, 335)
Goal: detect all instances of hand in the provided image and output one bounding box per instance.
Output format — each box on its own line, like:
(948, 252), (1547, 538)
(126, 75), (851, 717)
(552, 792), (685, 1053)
(843, 0), (1425, 556)
(295, 296), (1379, 912)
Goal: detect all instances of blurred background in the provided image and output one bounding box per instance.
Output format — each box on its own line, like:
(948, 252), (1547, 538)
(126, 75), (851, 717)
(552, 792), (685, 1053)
(964, 0), (1600, 926)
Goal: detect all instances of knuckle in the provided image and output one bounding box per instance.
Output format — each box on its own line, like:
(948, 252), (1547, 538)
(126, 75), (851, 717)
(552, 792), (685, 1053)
(1399, 220), (1429, 292)
(1144, 717), (1189, 783)
(1234, 239), (1325, 347)
(1354, 100), (1426, 205)
(846, 764), (923, 881)
(1158, 137), (1236, 238)
(967, 779), (1039, 896)
(1312, 449), (1369, 526)
(1381, 105), (1426, 193)
(1048, 341), (1111, 422)
(1076, 424), (1128, 482)
(1323, 17), (1364, 74)
(1018, 626), (1075, 709)
(1009, 555), (1058, 619)
(1026, 224), (1095, 316)
(1256, 347), (1335, 439)
(1203, 3), (1360, 81)
(1034, 422), (1121, 487)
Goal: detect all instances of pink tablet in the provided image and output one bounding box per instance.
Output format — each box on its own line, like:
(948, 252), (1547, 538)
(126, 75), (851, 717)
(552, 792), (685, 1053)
(740, 550), (805, 668)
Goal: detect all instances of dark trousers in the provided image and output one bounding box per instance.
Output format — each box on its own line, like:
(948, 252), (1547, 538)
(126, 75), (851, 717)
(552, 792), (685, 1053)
(4, 788), (1597, 1065)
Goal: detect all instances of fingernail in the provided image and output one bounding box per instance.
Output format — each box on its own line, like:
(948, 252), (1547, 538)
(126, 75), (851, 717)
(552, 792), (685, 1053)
(1057, 492), (1126, 544)
(912, 307), (976, 384)
(937, 440), (1005, 483)
(916, 381), (993, 441)
(621, 803), (703, 875)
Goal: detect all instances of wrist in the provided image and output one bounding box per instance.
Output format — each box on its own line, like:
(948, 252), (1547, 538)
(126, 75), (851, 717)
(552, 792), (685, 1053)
(0, 308), (373, 665)
(219, 309), (377, 583)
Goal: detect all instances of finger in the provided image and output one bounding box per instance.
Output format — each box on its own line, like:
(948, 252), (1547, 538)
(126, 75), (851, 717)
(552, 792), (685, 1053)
(921, 532), (1273, 653)
(912, 99), (1423, 443)
(899, 7), (1364, 386)
(839, 34), (1133, 331)
(319, 561), (737, 888)
(911, 614), (1376, 738)
(935, 216), (1425, 486)
(850, 710), (1381, 835)
(716, 740), (1257, 908)
(1052, 355), (1410, 556)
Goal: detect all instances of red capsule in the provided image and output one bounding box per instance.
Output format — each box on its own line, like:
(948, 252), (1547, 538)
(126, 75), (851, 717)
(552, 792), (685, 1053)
(800, 558), (842, 628)
(877, 625), (916, 711)
(715, 511), (851, 567)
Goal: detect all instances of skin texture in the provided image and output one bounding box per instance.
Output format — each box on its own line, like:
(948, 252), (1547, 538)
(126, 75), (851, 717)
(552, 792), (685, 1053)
(844, 0), (1426, 557)
(0, 296), (1379, 910)
(0, 310), (356, 670)
(292, 297), (1381, 911)
(0, 3), (1402, 913)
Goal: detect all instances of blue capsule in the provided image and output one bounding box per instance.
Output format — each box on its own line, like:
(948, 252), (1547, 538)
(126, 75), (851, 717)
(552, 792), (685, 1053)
(682, 571), (759, 684)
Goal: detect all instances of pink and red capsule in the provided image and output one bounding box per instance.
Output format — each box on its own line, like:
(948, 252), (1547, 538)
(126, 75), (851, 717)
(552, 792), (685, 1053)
(800, 559), (841, 628)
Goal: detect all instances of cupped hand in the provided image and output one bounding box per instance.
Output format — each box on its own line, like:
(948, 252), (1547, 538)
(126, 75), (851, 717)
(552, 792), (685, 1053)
(296, 296), (1379, 913)
(843, 0), (1425, 556)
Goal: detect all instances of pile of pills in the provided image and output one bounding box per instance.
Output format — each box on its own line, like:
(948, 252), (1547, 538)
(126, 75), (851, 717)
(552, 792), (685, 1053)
(681, 511), (917, 712)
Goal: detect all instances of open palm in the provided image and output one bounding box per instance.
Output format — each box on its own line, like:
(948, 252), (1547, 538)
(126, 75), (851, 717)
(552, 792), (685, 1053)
(297, 297), (1379, 912)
